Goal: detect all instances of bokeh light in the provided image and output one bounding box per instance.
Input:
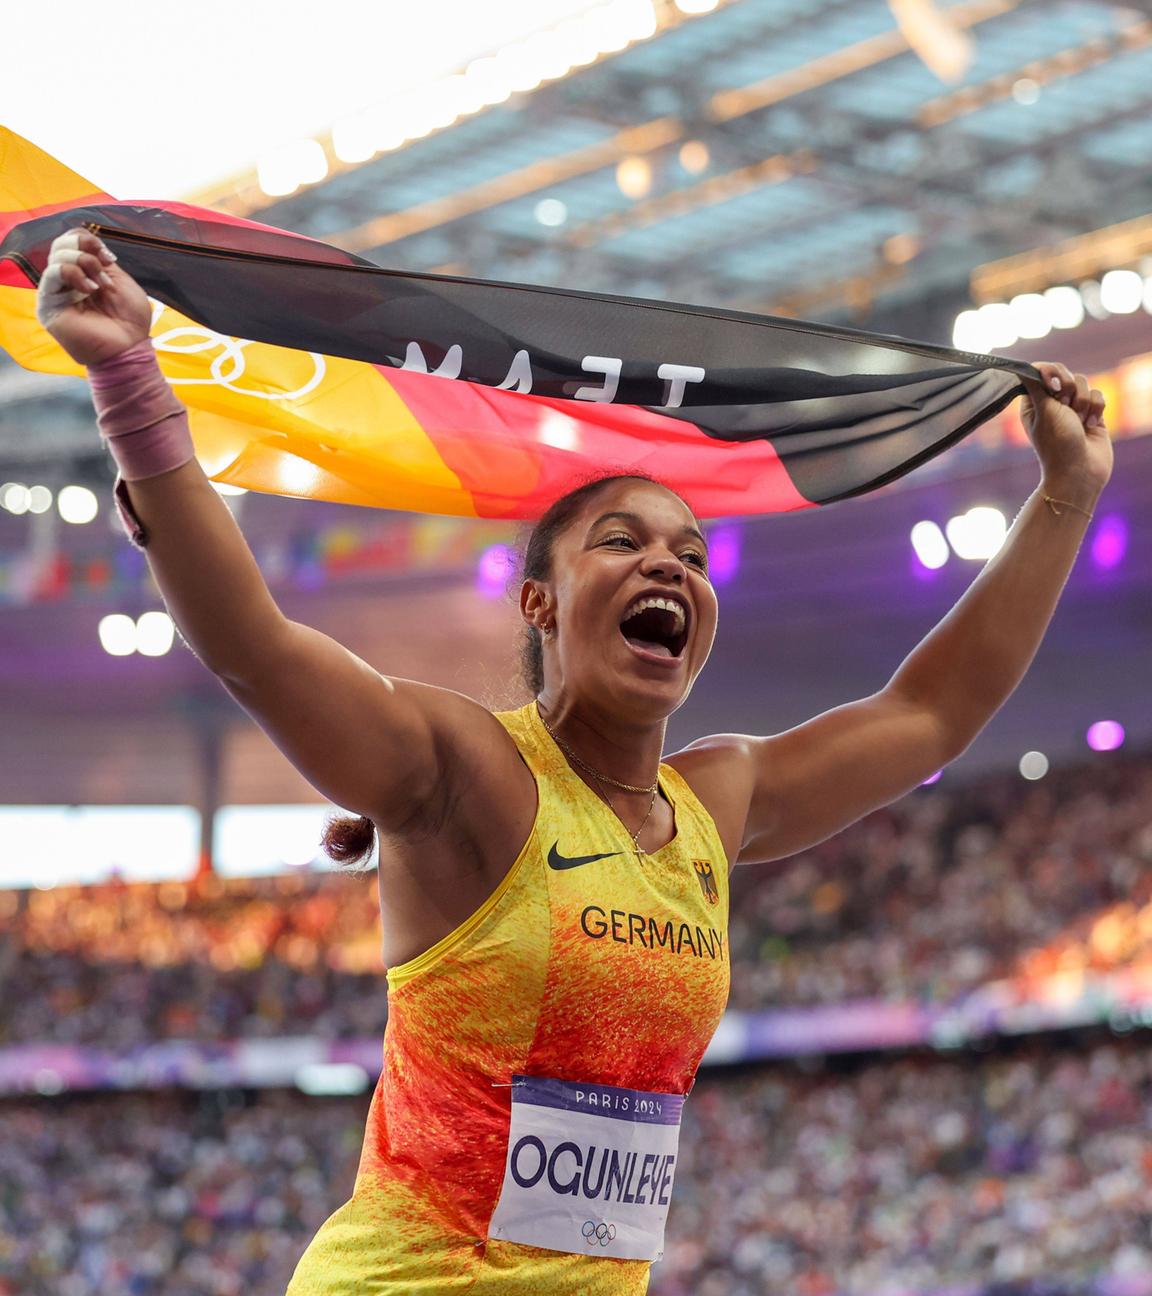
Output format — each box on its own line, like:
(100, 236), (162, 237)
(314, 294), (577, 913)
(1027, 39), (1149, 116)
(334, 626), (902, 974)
(136, 611), (176, 658)
(57, 485), (99, 524)
(707, 523), (742, 587)
(476, 543), (516, 599)
(1086, 720), (1125, 752)
(98, 613), (137, 657)
(1090, 514), (1128, 571)
(921, 770), (943, 786)
(1019, 750), (1049, 781)
(911, 520), (949, 570)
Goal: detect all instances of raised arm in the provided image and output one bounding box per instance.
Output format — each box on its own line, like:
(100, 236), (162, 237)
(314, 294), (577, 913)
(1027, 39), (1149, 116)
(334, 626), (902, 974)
(36, 229), (475, 828)
(688, 361), (1113, 866)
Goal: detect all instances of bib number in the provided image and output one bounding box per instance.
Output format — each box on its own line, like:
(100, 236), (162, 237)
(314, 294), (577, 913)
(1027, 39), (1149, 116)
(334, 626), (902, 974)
(488, 1075), (684, 1262)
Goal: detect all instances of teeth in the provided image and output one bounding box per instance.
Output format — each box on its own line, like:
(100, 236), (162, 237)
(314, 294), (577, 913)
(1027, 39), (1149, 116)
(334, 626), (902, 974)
(623, 595), (686, 627)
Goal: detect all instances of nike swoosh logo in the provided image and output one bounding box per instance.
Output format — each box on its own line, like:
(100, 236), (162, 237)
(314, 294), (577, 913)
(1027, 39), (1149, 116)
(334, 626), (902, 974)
(547, 842), (623, 871)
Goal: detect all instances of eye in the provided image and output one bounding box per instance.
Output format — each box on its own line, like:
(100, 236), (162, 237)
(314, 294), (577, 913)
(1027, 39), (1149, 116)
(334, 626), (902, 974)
(599, 531), (638, 549)
(682, 550), (708, 571)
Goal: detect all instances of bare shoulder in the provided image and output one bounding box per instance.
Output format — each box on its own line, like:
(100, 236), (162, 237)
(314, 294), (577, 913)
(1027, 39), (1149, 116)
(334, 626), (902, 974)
(664, 733), (759, 869)
(398, 680), (537, 810)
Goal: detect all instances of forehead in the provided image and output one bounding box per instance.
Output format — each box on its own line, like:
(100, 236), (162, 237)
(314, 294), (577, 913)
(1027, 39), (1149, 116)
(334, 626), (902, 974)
(576, 480), (700, 534)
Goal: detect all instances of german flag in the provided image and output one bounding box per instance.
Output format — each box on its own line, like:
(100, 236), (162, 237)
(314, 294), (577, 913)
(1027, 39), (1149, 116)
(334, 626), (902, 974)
(0, 127), (1036, 519)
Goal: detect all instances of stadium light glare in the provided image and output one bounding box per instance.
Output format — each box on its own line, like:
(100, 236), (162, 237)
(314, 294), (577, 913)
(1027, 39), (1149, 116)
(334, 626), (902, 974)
(296, 1062), (371, 1096)
(98, 613), (137, 657)
(535, 198), (569, 227)
(58, 484), (99, 524)
(476, 544), (515, 599)
(707, 522), (742, 587)
(256, 147), (299, 198)
(910, 520), (950, 570)
(680, 139), (710, 174)
(1090, 513), (1128, 571)
(331, 114), (378, 165)
(0, 482), (31, 515)
(1008, 292), (1051, 340)
(975, 302), (1017, 350)
(1086, 720), (1125, 752)
(1019, 750), (1049, 780)
(27, 485), (53, 515)
(1044, 285), (1084, 330)
(951, 309), (987, 353)
(211, 481), (249, 497)
(136, 611), (176, 658)
(675, 0), (719, 12)
(1079, 280), (1108, 321)
(1099, 269), (1143, 315)
(945, 507), (1007, 561)
(616, 155), (652, 199)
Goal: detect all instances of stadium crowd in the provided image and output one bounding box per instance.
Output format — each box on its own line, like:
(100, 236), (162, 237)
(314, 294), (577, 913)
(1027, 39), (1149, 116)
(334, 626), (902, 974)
(1, 1033), (1149, 1296)
(0, 751), (1148, 1046)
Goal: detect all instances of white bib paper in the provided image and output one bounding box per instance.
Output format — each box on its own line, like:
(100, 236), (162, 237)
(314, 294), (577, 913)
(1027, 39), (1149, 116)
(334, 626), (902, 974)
(487, 1074), (685, 1262)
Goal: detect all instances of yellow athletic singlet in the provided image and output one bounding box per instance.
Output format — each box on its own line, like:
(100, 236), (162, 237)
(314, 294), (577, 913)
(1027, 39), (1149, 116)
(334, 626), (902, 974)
(287, 702), (730, 1294)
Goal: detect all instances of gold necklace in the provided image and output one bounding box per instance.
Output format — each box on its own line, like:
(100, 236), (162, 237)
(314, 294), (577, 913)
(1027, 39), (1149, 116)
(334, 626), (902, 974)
(540, 712), (661, 856)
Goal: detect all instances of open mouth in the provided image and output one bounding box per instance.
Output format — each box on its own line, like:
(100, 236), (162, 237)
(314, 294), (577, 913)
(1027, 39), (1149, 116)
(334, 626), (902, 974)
(619, 595), (689, 660)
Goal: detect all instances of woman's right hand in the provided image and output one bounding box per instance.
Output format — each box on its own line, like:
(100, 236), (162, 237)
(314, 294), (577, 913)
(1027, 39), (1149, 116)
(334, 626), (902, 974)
(36, 228), (153, 366)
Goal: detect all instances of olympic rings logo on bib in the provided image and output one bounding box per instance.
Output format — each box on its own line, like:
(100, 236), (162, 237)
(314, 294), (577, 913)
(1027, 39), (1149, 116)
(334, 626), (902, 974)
(582, 1220), (617, 1248)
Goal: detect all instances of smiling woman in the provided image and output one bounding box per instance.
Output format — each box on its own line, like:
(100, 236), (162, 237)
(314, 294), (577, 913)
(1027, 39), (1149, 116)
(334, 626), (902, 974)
(34, 226), (1112, 1295)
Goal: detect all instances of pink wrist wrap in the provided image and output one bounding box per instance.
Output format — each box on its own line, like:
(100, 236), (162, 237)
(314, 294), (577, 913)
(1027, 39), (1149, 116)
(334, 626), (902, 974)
(88, 340), (195, 482)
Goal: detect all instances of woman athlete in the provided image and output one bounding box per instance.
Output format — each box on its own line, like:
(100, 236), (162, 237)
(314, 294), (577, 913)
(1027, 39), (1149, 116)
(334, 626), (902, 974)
(39, 228), (1111, 1294)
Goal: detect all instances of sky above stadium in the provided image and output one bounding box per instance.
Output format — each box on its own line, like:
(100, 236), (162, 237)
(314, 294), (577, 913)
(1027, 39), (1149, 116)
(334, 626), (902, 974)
(3, 0), (592, 200)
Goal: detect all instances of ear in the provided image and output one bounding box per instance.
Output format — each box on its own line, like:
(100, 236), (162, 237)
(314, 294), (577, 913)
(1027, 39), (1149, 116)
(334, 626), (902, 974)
(519, 579), (552, 633)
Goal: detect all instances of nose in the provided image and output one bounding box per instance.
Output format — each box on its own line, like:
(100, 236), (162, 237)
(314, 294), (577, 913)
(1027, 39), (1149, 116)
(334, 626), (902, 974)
(641, 550), (687, 584)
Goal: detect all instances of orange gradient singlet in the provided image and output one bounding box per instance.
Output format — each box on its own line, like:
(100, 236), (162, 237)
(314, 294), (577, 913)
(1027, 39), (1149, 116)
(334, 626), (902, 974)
(287, 701), (730, 1295)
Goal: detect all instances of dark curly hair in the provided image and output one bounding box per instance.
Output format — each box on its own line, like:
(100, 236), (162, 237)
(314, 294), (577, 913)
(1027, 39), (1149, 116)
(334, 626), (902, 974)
(323, 472), (685, 867)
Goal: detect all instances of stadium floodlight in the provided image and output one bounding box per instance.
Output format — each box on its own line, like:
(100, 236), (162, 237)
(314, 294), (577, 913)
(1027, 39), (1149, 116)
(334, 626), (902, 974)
(26, 485), (53, 514)
(616, 155), (652, 199)
(975, 302), (1017, 350)
(331, 114), (377, 165)
(945, 507), (1007, 561)
(98, 613), (137, 657)
(0, 482), (31, 514)
(911, 520), (950, 570)
(1099, 269), (1143, 315)
(135, 611), (176, 657)
(58, 484), (99, 524)
(1044, 285), (1084, 330)
(951, 309), (987, 353)
(534, 198), (569, 227)
(1008, 293), (1051, 340)
(675, 0), (719, 12)
(257, 144), (302, 198)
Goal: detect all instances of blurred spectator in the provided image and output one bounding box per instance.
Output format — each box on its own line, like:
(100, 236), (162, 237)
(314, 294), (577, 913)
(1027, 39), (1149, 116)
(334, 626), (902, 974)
(0, 1034), (1148, 1295)
(0, 752), (1149, 1045)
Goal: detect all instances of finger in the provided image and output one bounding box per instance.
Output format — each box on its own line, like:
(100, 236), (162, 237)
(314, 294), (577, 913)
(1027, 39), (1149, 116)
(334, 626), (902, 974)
(1070, 373), (1091, 420)
(49, 227), (117, 266)
(36, 261), (89, 317)
(1086, 387), (1106, 429)
(1031, 361), (1066, 397)
(50, 246), (112, 289)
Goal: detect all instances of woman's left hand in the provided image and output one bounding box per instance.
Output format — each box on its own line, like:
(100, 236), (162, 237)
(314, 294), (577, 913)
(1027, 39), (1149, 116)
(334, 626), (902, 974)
(1020, 360), (1113, 507)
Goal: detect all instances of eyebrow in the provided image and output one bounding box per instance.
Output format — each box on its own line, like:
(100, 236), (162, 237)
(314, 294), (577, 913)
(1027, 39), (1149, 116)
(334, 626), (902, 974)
(589, 510), (708, 550)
